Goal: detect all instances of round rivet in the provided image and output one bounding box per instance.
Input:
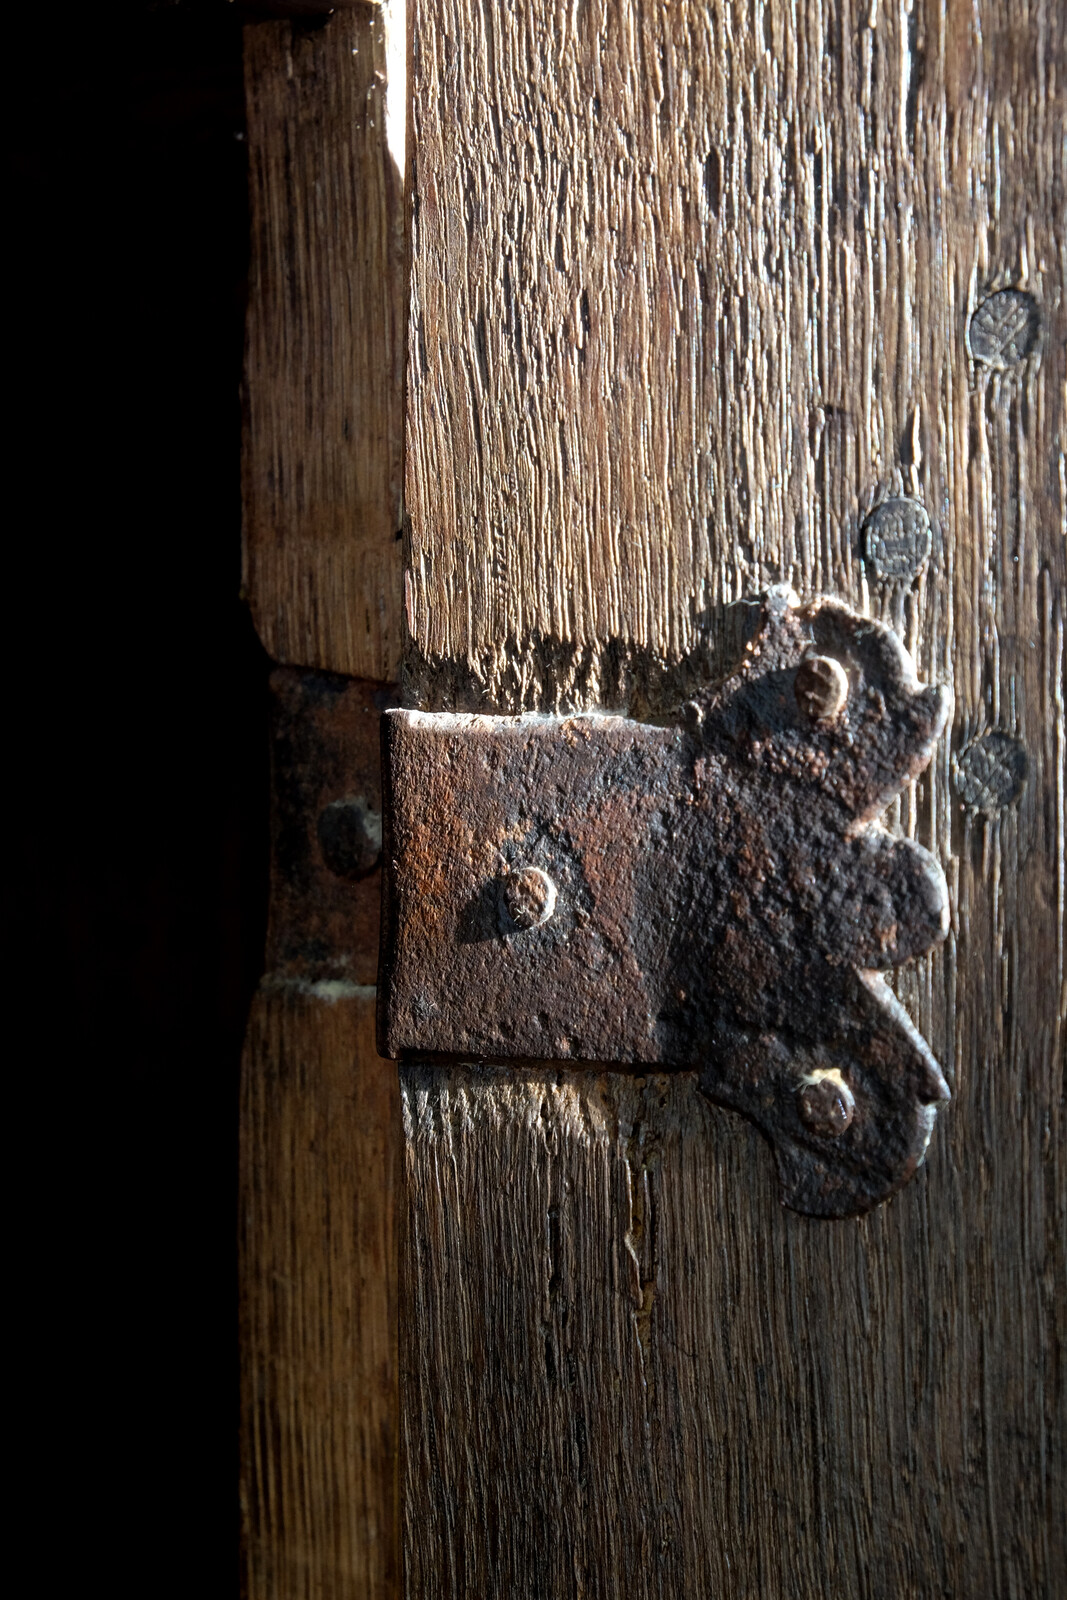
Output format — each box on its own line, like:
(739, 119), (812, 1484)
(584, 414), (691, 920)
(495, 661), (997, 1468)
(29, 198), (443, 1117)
(317, 796), (383, 879)
(953, 730), (1027, 815)
(798, 1074), (855, 1137)
(794, 655), (849, 725)
(862, 497), (932, 585)
(502, 865), (557, 930)
(967, 289), (1039, 369)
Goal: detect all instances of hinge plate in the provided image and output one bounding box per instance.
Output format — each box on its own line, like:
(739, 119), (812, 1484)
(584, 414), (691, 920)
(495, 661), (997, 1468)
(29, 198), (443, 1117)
(379, 590), (952, 1217)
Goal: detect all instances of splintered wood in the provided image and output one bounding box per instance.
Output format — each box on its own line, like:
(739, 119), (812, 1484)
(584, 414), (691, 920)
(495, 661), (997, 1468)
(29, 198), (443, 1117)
(402, 0), (1066, 1595)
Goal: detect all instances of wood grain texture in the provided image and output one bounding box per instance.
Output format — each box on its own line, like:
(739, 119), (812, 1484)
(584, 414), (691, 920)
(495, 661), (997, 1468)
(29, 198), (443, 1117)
(402, 0), (1065, 1593)
(240, 665), (400, 1596)
(243, 7), (406, 680)
(241, 988), (399, 1600)
(403, 1064), (1063, 1598)
(240, 12), (407, 1596)
(405, 0), (1064, 718)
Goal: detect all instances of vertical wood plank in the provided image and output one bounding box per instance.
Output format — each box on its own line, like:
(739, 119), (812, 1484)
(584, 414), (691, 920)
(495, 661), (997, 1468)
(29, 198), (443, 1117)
(401, 0), (1065, 1593)
(239, 667), (401, 1597)
(240, 11), (408, 1590)
(242, 991), (399, 1600)
(243, 6), (407, 681)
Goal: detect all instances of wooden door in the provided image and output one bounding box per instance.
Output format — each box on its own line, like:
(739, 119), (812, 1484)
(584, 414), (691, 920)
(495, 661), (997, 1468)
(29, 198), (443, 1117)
(240, 1), (1065, 1596)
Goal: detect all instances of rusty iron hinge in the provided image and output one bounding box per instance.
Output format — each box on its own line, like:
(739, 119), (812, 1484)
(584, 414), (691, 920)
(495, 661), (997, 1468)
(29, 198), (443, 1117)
(378, 589), (952, 1218)
(263, 669), (394, 999)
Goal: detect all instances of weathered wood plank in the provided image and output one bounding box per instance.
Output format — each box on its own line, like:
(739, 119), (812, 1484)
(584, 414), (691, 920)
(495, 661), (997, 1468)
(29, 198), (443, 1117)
(402, 0), (1065, 1593)
(241, 989), (399, 1600)
(239, 665), (400, 1597)
(240, 11), (406, 1590)
(243, 6), (406, 680)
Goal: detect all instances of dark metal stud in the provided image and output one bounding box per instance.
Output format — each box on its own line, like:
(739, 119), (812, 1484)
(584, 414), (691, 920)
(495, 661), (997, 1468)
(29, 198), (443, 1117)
(317, 796), (383, 879)
(862, 498), (932, 585)
(954, 731), (1027, 815)
(798, 1074), (856, 1137)
(795, 654), (849, 724)
(967, 289), (1040, 369)
(501, 866), (557, 930)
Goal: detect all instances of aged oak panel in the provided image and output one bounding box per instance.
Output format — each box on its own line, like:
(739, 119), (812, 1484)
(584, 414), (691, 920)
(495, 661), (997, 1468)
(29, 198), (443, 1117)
(241, 990), (399, 1600)
(240, 14), (407, 1596)
(243, 7), (407, 681)
(402, 0), (1065, 1595)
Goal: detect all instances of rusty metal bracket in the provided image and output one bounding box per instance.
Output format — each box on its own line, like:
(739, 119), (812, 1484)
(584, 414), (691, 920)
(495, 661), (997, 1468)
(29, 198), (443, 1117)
(378, 590), (952, 1218)
(265, 669), (394, 996)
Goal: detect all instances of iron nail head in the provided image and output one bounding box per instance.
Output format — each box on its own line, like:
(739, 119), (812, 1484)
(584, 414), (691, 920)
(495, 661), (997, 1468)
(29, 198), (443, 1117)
(795, 655), (849, 725)
(798, 1072), (855, 1137)
(502, 866), (557, 930)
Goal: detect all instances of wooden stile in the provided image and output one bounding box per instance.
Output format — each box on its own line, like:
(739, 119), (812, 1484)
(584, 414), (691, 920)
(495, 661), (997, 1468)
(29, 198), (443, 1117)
(401, 0), (1066, 1594)
(240, 9), (406, 1596)
(241, 990), (399, 1600)
(243, 7), (407, 683)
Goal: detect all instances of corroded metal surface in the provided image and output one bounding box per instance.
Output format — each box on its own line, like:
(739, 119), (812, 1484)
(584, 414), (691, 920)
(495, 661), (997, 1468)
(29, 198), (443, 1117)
(966, 287), (1040, 369)
(861, 497), (933, 585)
(379, 590), (952, 1217)
(267, 669), (395, 992)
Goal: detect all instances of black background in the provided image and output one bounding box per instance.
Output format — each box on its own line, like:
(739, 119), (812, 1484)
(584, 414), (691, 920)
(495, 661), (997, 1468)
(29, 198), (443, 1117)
(13, 4), (267, 1586)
